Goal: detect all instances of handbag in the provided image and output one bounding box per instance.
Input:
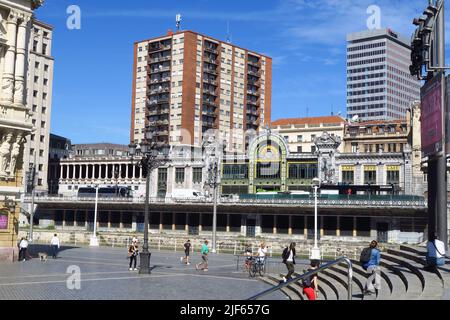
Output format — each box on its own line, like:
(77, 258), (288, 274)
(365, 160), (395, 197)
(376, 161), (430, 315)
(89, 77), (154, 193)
(432, 241), (448, 258)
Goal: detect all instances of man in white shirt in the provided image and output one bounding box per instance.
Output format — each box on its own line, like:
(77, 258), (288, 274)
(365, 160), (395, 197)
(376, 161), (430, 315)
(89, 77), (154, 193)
(50, 234), (60, 259)
(426, 233), (447, 269)
(18, 237), (28, 261)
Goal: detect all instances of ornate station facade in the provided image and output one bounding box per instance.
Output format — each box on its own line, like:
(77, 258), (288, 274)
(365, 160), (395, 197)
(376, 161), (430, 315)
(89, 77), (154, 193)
(0, 0), (44, 261)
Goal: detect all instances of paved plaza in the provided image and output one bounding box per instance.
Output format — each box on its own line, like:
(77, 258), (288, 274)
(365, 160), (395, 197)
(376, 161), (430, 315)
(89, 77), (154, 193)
(0, 245), (286, 300)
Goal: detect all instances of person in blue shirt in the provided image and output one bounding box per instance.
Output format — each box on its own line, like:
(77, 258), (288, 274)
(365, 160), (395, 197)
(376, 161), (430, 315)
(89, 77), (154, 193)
(363, 240), (381, 295)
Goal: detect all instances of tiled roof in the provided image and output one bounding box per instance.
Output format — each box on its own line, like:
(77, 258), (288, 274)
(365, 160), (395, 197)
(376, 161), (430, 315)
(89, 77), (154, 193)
(271, 115), (346, 126)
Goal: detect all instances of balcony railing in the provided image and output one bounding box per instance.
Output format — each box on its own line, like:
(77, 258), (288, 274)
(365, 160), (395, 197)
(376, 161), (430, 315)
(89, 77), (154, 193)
(148, 77), (171, 85)
(150, 66), (171, 73)
(203, 68), (217, 75)
(150, 56), (171, 63)
(149, 44), (171, 52)
(248, 60), (260, 67)
(203, 78), (217, 85)
(248, 70), (260, 77)
(204, 46), (218, 54)
(149, 87), (170, 94)
(23, 194), (427, 209)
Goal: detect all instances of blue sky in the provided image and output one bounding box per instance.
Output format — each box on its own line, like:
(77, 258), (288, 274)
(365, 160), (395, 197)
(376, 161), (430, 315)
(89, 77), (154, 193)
(35, 0), (441, 144)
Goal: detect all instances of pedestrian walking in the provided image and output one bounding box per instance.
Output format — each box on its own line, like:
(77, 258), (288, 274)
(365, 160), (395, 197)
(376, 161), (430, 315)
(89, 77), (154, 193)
(302, 260), (319, 300)
(50, 234), (60, 259)
(281, 242), (296, 283)
(196, 240), (209, 271)
(181, 239), (191, 265)
(18, 237), (28, 262)
(128, 243), (139, 271)
(362, 240), (381, 295)
(426, 232), (447, 270)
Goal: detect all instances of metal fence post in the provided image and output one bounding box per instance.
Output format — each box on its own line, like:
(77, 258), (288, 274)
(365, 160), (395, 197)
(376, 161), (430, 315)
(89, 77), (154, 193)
(234, 241), (237, 255)
(158, 238), (161, 251)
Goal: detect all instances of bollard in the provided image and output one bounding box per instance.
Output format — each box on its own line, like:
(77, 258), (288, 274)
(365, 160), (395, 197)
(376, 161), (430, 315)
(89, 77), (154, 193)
(174, 239), (177, 252)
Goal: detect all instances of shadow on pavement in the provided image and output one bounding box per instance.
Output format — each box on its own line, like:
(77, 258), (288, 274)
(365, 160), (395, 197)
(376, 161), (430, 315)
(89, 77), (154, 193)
(26, 244), (80, 259)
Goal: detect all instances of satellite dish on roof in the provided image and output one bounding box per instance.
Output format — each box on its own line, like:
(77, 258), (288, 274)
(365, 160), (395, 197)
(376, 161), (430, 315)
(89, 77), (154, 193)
(351, 115), (359, 122)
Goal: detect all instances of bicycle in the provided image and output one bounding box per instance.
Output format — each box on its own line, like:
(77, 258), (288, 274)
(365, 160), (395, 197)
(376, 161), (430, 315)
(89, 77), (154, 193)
(248, 257), (266, 277)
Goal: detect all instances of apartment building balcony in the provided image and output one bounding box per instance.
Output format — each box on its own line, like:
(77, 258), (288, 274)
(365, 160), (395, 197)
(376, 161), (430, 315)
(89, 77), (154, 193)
(246, 109), (260, 117)
(202, 109), (217, 117)
(247, 90), (259, 97)
(148, 108), (170, 116)
(247, 78), (260, 87)
(203, 88), (217, 96)
(248, 69), (260, 77)
(150, 66), (171, 73)
(203, 78), (217, 86)
(204, 46), (218, 54)
(150, 56), (171, 63)
(148, 77), (171, 85)
(248, 60), (260, 67)
(246, 123), (259, 131)
(204, 57), (218, 65)
(154, 130), (169, 136)
(148, 44), (172, 52)
(247, 99), (259, 107)
(203, 68), (218, 75)
(149, 87), (170, 95)
(203, 100), (218, 107)
(148, 119), (169, 126)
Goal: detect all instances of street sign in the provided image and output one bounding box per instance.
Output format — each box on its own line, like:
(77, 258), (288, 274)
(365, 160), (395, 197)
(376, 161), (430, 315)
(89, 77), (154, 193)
(421, 72), (445, 157)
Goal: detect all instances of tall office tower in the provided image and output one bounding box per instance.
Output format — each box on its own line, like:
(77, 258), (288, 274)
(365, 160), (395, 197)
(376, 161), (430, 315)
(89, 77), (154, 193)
(22, 19), (54, 191)
(346, 29), (420, 121)
(131, 30), (272, 153)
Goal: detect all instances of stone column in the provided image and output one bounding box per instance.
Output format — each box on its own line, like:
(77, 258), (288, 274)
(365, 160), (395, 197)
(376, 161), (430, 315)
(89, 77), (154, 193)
(172, 212), (176, 231)
(159, 212), (163, 232)
(199, 213), (203, 232)
(353, 217), (357, 237)
(273, 216), (277, 234)
(185, 213), (189, 232)
(1, 12), (18, 104)
(288, 215), (292, 235)
(13, 16), (29, 106)
(320, 216), (324, 237)
(304, 216), (308, 238)
(226, 214), (230, 233)
(62, 210), (66, 228)
(60, 164), (64, 179)
(120, 212), (124, 230)
(336, 216), (341, 237)
(131, 212), (137, 231)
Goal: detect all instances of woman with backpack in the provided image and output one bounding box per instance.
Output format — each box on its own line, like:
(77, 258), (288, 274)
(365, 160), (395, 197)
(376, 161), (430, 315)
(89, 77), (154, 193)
(361, 240), (381, 295)
(281, 242), (296, 283)
(303, 260), (319, 300)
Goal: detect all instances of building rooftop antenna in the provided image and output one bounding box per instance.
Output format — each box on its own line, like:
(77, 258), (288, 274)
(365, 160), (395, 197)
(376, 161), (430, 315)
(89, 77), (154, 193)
(176, 14), (182, 31)
(226, 21), (232, 44)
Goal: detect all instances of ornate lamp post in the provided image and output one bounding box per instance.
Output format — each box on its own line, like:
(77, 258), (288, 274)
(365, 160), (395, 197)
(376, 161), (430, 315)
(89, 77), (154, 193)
(203, 138), (225, 254)
(129, 131), (169, 274)
(310, 177), (321, 261)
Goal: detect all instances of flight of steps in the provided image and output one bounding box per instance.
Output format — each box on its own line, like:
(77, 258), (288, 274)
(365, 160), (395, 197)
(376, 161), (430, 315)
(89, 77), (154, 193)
(257, 245), (449, 300)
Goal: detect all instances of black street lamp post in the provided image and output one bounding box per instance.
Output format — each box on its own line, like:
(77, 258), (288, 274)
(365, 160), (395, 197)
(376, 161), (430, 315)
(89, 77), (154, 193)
(129, 133), (169, 274)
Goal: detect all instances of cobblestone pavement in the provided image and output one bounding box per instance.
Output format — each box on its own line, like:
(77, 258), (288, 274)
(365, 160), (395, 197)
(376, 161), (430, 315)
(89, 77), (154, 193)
(0, 245), (286, 300)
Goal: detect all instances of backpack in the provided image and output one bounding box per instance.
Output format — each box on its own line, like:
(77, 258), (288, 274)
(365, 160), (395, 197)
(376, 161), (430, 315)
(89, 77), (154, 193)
(359, 247), (372, 264)
(282, 247), (289, 262)
(302, 277), (312, 288)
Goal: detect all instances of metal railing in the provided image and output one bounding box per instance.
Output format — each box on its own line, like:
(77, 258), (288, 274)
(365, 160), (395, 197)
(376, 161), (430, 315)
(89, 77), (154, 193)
(23, 194), (427, 208)
(247, 257), (353, 300)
